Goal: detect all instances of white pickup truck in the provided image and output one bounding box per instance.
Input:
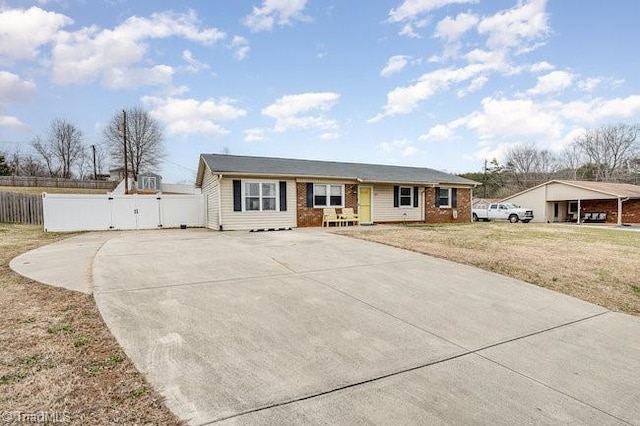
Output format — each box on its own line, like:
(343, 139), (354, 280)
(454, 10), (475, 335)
(473, 202), (534, 223)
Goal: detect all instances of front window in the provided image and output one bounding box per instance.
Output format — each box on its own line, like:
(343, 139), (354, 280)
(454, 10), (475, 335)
(244, 182), (277, 211)
(140, 176), (157, 190)
(399, 186), (412, 207)
(569, 202), (578, 214)
(314, 184), (344, 207)
(437, 188), (451, 208)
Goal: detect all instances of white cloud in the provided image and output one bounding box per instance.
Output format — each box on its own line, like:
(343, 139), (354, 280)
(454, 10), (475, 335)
(424, 93), (640, 163)
(369, 62), (501, 122)
(0, 71), (36, 101)
(388, 0), (478, 23)
(142, 96), (247, 136)
(0, 6), (71, 64)
(559, 95), (640, 123)
(530, 61), (554, 73)
(262, 92), (340, 132)
(244, 128), (269, 142)
(434, 12), (479, 42)
(230, 36), (250, 60)
(244, 0), (309, 32)
(381, 55), (411, 77)
(577, 77), (601, 92)
(182, 50), (210, 73)
(420, 124), (452, 141)
(464, 96), (563, 141)
(103, 65), (175, 89)
(477, 0), (549, 52)
(378, 139), (419, 158)
(457, 75), (488, 97)
(527, 70), (573, 95)
(0, 113), (27, 130)
(320, 132), (340, 140)
(51, 10), (225, 88)
(398, 19), (429, 38)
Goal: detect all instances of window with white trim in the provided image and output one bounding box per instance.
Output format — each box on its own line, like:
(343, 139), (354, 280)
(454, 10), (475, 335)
(139, 176), (158, 190)
(399, 186), (413, 207)
(437, 188), (451, 208)
(313, 184), (344, 207)
(244, 182), (277, 211)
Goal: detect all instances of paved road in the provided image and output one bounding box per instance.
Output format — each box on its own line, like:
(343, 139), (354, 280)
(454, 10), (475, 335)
(11, 228), (640, 425)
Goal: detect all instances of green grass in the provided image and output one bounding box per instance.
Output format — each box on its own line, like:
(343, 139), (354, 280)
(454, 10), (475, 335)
(0, 373), (28, 385)
(84, 354), (124, 375)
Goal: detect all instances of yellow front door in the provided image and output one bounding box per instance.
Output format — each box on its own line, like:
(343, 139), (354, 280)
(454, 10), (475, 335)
(358, 187), (372, 224)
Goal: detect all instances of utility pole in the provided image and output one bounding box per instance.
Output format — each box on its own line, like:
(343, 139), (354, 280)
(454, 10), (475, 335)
(91, 145), (97, 180)
(122, 110), (128, 195)
(483, 159), (488, 198)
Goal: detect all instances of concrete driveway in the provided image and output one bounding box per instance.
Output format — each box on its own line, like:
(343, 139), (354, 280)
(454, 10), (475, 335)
(11, 228), (640, 425)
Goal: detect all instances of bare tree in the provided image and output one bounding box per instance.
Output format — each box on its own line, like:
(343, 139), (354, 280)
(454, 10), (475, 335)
(503, 142), (559, 191)
(572, 123), (639, 181)
(103, 108), (165, 181)
(32, 118), (85, 178)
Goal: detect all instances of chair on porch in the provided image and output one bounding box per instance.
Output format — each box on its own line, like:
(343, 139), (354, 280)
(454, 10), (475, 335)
(340, 208), (360, 226)
(322, 208), (345, 227)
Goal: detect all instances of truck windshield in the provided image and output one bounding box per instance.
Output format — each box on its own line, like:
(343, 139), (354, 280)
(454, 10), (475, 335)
(505, 203), (520, 208)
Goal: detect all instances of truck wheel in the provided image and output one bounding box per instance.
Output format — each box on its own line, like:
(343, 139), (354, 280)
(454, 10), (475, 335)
(509, 214), (519, 223)
(472, 213), (478, 222)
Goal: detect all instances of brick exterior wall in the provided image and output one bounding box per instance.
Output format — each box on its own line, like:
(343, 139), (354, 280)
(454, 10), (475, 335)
(581, 198), (640, 224)
(622, 199), (640, 223)
(424, 187), (472, 223)
(296, 183), (358, 227)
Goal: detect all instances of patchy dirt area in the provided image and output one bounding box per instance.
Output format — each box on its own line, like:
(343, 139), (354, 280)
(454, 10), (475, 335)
(340, 223), (640, 316)
(0, 224), (182, 425)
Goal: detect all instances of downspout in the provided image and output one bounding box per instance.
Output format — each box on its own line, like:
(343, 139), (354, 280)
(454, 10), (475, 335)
(218, 174), (223, 231)
(577, 199), (581, 224)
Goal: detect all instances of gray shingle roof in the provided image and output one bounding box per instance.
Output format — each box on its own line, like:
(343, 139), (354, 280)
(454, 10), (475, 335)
(198, 154), (477, 186)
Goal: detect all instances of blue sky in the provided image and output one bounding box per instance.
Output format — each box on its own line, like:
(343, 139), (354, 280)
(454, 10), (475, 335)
(1, 0), (640, 183)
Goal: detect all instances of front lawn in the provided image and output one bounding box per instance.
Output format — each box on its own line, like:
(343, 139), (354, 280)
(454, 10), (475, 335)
(0, 223), (182, 425)
(341, 223), (640, 315)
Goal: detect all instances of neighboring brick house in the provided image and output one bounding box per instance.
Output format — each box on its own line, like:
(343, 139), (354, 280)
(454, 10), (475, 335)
(195, 154), (478, 231)
(501, 180), (640, 225)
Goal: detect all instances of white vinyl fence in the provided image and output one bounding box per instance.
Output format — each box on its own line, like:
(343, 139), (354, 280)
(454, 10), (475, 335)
(42, 193), (205, 232)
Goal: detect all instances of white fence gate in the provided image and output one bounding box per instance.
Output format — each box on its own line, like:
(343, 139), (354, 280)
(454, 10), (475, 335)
(42, 193), (205, 232)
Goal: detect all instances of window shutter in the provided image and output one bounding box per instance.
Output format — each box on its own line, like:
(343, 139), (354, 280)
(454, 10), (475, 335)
(233, 180), (242, 212)
(306, 183), (314, 207)
(435, 187), (440, 207)
(413, 186), (419, 207)
(452, 188), (458, 208)
(393, 186), (399, 208)
(279, 181), (287, 211)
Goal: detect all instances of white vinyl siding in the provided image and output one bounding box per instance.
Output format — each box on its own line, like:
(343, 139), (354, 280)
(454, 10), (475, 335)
(220, 177), (296, 231)
(202, 170), (219, 230)
(502, 185), (547, 223)
(372, 184), (422, 222)
(546, 182), (615, 201)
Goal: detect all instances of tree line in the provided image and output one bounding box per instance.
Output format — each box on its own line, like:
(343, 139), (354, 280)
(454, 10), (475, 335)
(0, 108), (164, 181)
(461, 123), (640, 199)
